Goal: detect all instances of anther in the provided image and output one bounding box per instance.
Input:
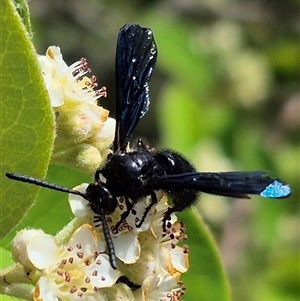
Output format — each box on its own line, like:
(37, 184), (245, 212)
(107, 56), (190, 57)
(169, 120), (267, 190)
(69, 286), (77, 293)
(95, 259), (102, 265)
(65, 272), (71, 282)
(77, 252), (84, 259)
(61, 259), (67, 265)
(92, 270), (98, 277)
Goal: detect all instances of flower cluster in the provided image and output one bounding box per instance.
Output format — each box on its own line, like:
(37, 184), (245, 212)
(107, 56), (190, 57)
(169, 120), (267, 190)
(12, 225), (121, 300)
(38, 46), (115, 173)
(12, 190), (188, 301)
(68, 185), (189, 300)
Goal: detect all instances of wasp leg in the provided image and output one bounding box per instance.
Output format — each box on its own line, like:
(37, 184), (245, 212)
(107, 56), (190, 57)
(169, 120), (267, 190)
(136, 191), (157, 228)
(114, 196), (134, 230)
(117, 276), (141, 291)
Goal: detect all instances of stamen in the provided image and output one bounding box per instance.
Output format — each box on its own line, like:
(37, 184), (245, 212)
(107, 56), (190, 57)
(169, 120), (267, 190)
(65, 271), (71, 282)
(61, 259), (67, 265)
(69, 286), (77, 293)
(57, 270), (63, 276)
(99, 86), (107, 97)
(90, 75), (98, 88)
(79, 57), (91, 73)
(92, 270), (98, 277)
(77, 252), (84, 258)
(95, 259), (102, 265)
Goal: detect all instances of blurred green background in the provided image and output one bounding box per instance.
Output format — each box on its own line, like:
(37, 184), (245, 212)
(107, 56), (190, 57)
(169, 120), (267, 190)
(8, 0), (300, 300)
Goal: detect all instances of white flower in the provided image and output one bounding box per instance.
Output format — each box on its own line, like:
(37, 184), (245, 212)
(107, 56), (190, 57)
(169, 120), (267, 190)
(69, 185), (171, 267)
(69, 184), (143, 265)
(13, 225), (121, 301)
(68, 183), (189, 299)
(38, 46), (116, 172)
(38, 46), (105, 109)
(123, 223), (188, 287)
(151, 202), (189, 274)
(135, 275), (185, 301)
(69, 185), (180, 268)
(69, 184), (189, 292)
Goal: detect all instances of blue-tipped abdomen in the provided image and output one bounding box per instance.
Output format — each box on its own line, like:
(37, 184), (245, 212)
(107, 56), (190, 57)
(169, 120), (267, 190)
(260, 180), (292, 198)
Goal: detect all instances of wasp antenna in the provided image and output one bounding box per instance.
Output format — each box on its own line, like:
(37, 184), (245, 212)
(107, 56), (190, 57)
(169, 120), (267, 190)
(96, 210), (117, 269)
(6, 173), (86, 198)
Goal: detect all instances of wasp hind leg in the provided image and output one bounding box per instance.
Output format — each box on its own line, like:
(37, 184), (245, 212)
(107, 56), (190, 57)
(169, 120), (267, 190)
(162, 191), (198, 232)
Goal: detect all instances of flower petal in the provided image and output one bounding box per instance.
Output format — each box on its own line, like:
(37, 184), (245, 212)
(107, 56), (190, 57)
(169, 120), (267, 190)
(114, 231), (140, 264)
(168, 245), (189, 273)
(68, 224), (97, 255)
(27, 233), (59, 270)
(34, 276), (58, 301)
(12, 229), (46, 268)
(96, 118), (116, 140)
(87, 254), (121, 288)
(69, 183), (91, 217)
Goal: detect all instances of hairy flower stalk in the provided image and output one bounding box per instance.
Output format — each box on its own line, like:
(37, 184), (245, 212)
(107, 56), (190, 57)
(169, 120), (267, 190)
(38, 46), (115, 173)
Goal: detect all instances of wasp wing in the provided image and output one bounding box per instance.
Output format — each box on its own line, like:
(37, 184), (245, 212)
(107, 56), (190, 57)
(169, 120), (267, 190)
(147, 171), (291, 199)
(114, 24), (157, 152)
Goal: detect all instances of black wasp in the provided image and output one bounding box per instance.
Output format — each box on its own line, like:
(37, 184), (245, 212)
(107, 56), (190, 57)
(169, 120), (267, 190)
(6, 24), (291, 270)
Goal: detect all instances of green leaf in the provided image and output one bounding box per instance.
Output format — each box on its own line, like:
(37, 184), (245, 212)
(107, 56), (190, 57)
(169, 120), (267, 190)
(13, 0), (32, 35)
(180, 210), (231, 301)
(0, 0), (54, 239)
(1, 164), (91, 250)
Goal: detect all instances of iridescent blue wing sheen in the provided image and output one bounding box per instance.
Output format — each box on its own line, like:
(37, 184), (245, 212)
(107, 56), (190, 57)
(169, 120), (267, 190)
(114, 24), (157, 152)
(147, 171), (291, 199)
